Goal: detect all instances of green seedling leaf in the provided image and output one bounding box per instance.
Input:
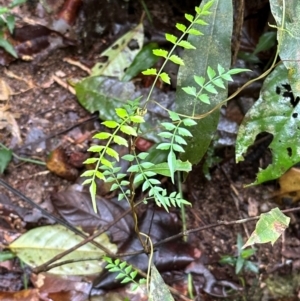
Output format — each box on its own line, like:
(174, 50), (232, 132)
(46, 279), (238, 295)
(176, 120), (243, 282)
(113, 135), (128, 146)
(91, 22), (144, 79)
(182, 86), (197, 96)
(236, 64), (300, 185)
(153, 49), (168, 59)
(169, 111), (180, 121)
(149, 264), (175, 301)
(176, 23), (186, 32)
(143, 159), (192, 177)
(93, 132), (111, 140)
(115, 108), (128, 119)
(177, 40), (196, 49)
(0, 148), (12, 173)
(129, 115), (144, 123)
(0, 38), (17, 58)
(120, 125), (137, 136)
(159, 72), (171, 84)
(185, 13), (194, 23)
(122, 42), (159, 82)
(0, 250), (16, 262)
(270, 0), (300, 95)
(142, 68), (157, 76)
(169, 54), (184, 65)
(187, 28), (202, 35)
(106, 147), (119, 160)
(168, 150), (177, 183)
(102, 120), (119, 129)
(6, 15), (15, 34)
(165, 33), (177, 44)
(122, 154), (135, 161)
(243, 208), (290, 249)
(194, 75), (205, 87)
(176, 0), (233, 164)
(9, 224), (117, 275)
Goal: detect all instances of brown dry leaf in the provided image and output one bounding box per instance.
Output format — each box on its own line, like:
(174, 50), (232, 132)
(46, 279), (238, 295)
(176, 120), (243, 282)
(0, 289), (45, 301)
(0, 105), (22, 144)
(0, 78), (13, 101)
(275, 168), (300, 204)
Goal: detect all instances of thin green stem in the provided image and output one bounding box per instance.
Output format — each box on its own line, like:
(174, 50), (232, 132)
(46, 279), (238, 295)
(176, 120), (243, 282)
(0, 142), (46, 166)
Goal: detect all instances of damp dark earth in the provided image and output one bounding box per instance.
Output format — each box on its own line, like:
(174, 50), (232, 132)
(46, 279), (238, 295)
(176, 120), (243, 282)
(1, 0), (300, 300)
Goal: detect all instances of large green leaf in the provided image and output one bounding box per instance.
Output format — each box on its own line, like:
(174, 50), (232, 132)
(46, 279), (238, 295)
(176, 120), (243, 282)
(91, 23), (144, 79)
(9, 224), (117, 275)
(176, 0), (233, 164)
(243, 208), (290, 248)
(75, 77), (175, 143)
(0, 148), (12, 173)
(270, 0), (300, 96)
(236, 64), (300, 185)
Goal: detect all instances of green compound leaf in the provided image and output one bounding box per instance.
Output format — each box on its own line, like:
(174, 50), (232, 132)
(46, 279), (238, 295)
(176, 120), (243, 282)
(0, 148), (12, 173)
(142, 68), (157, 76)
(153, 49), (168, 59)
(243, 208), (290, 249)
(113, 135), (128, 146)
(182, 86), (196, 96)
(9, 224), (117, 275)
(176, 23), (187, 32)
(236, 64), (300, 185)
(185, 13), (194, 22)
(177, 40), (196, 49)
(165, 33), (177, 44)
(129, 115), (144, 123)
(93, 132), (111, 140)
(120, 125), (137, 136)
(106, 147), (119, 160)
(176, 0), (233, 164)
(207, 66), (216, 80)
(102, 120), (119, 128)
(143, 159), (192, 177)
(194, 75), (205, 87)
(187, 28), (202, 36)
(115, 108), (128, 119)
(159, 72), (171, 84)
(169, 54), (184, 65)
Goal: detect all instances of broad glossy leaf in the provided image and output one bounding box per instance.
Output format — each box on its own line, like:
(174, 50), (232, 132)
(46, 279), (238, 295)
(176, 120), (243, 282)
(270, 0), (300, 95)
(236, 64), (300, 185)
(122, 42), (159, 82)
(243, 208), (290, 248)
(9, 224), (117, 275)
(91, 23), (143, 79)
(176, 0), (233, 164)
(149, 264), (174, 301)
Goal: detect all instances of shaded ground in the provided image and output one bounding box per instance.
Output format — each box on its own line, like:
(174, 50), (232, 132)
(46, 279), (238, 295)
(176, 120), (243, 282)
(1, 0), (300, 300)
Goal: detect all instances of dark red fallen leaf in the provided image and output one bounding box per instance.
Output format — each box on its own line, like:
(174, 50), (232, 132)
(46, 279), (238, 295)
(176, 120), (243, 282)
(135, 137), (154, 152)
(51, 186), (134, 244)
(93, 208), (197, 290)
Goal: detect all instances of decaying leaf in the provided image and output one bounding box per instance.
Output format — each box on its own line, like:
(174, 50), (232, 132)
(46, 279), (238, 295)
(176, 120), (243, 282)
(0, 78), (13, 101)
(243, 208), (290, 248)
(9, 224), (117, 275)
(0, 104), (22, 144)
(149, 264), (174, 301)
(91, 22), (144, 79)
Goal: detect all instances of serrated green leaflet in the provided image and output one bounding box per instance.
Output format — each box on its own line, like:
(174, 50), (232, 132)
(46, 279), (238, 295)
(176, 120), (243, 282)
(236, 64), (300, 185)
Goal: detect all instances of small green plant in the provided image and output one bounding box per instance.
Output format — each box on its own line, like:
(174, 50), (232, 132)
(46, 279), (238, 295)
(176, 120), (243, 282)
(103, 256), (146, 291)
(80, 0), (249, 294)
(219, 234), (258, 275)
(0, 0), (26, 57)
